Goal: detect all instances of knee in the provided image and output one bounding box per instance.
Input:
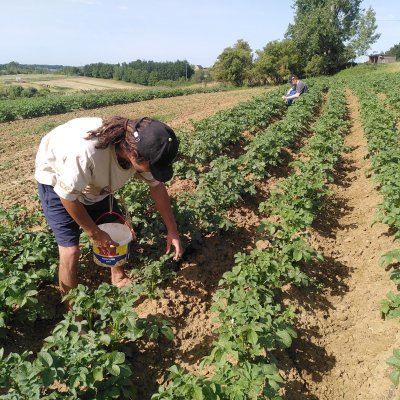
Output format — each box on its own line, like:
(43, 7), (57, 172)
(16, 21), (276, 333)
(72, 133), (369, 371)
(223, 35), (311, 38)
(59, 246), (80, 270)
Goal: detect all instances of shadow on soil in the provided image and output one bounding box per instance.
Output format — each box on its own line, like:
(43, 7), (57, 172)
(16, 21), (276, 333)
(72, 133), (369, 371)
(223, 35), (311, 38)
(2, 283), (65, 355)
(276, 155), (356, 399)
(129, 223), (258, 399)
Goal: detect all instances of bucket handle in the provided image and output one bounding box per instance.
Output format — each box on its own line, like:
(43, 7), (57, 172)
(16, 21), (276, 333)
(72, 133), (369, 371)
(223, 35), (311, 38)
(95, 211), (136, 241)
(95, 211), (127, 225)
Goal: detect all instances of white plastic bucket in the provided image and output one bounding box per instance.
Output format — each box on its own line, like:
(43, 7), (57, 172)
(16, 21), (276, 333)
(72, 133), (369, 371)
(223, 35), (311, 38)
(93, 222), (133, 267)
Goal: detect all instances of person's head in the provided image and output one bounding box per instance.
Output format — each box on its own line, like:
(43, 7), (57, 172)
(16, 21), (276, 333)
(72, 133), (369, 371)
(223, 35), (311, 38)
(288, 74), (299, 85)
(88, 116), (179, 182)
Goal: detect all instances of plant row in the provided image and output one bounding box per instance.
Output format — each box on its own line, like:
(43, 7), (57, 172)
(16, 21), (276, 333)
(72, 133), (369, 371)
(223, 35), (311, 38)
(0, 86), (228, 122)
(175, 88), (286, 172)
(151, 85), (347, 399)
(0, 80), (327, 399)
(0, 282), (175, 399)
(0, 207), (58, 338)
(0, 204), (179, 399)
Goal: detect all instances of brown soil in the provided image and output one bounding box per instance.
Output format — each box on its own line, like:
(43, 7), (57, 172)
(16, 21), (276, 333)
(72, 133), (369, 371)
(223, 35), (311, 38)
(1, 74), (159, 91)
(279, 90), (400, 399)
(128, 90), (400, 399)
(2, 87), (400, 399)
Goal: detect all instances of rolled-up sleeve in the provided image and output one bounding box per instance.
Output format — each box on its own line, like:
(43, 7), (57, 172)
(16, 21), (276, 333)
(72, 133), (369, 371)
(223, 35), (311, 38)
(136, 171), (160, 187)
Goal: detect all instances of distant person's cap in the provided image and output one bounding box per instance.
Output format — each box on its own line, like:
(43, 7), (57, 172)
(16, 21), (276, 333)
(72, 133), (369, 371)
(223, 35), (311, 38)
(132, 118), (179, 182)
(288, 75), (297, 82)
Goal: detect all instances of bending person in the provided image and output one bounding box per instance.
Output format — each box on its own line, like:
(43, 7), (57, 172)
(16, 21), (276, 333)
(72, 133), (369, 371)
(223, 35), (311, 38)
(35, 116), (183, 298)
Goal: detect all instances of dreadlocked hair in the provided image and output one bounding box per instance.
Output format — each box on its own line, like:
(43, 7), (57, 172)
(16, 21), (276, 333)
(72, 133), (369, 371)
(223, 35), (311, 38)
(86, 116), (152, 162)
(87, 116), (130, 149)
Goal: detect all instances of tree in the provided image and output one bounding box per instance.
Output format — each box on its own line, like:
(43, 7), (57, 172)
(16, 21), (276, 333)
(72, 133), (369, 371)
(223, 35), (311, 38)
(286, 0), (380, 73)
(253, 39), (303, 84)
(148, 71), (160, 86)
(349, 7), (380, 57)
(304, 55), (327, 76)
(387, 43), (400, 60)
(6, 61), (21, 74)
(98, 63), (114, 79)
(212, 40), (253, 86)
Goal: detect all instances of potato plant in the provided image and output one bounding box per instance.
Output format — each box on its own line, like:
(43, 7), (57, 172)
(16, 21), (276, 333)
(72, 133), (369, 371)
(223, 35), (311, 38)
(3, 78), (383, 399)
(0, 86), (228, 122)
(0, 206), (58, 336)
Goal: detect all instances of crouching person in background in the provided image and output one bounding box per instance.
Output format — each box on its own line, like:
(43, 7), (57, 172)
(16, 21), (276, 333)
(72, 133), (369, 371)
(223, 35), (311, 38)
(282, 74), (308, 105)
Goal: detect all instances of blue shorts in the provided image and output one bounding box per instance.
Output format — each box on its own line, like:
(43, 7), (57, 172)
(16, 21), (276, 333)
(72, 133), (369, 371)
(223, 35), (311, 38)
(38, 183), (122, 247)
(287, 89), (297, 105)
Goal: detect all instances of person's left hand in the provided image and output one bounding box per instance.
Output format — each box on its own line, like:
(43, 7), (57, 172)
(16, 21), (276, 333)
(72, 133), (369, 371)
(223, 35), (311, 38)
(166, 231), (183, 261)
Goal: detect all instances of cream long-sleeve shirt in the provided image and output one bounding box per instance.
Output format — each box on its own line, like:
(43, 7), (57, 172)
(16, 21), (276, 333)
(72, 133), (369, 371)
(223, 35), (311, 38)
(35, 117), (159, 205)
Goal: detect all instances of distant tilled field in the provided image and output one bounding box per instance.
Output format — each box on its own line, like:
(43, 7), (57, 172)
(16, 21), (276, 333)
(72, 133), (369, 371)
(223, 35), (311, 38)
(0, 74), (152, 92)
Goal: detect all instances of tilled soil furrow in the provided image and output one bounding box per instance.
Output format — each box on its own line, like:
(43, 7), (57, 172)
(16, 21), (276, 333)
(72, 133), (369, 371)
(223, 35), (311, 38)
(282, 91), (400, 400)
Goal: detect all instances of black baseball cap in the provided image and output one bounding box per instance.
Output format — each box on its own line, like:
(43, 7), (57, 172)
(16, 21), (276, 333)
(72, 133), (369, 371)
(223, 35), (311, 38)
(288, 75), (297, 82)
(133, 118), (179, 182)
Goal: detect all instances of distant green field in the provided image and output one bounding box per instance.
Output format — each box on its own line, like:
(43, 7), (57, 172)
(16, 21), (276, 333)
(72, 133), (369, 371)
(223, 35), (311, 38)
(334, 61), (400, 78)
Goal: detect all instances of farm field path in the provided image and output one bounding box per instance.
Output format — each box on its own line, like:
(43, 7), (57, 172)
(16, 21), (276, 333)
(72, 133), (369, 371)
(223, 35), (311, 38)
(283, 91), (400, 399)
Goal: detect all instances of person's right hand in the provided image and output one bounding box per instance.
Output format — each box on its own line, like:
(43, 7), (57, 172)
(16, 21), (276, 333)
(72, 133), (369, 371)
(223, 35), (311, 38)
(91, 228), (118, 256)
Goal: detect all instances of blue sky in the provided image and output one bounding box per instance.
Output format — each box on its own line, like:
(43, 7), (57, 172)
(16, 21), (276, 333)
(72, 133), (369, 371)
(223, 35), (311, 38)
(1, 0), (398, 67)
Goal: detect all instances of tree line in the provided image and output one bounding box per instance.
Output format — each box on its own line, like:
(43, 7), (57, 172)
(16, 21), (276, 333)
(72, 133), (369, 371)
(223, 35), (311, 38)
(2, 1), (396, 88)
(387, 43), (400, 60)
(60, 60), (195, 86)
(0, 61), (195, 87)
(0, 62), (64, 74)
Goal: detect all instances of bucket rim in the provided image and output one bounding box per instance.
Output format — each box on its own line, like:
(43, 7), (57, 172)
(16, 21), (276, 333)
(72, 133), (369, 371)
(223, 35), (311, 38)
(97, 222), (133, 246)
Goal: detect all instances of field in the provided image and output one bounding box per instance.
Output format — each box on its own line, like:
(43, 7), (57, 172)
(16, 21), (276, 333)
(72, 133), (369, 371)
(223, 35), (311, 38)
(0, 74), (152, 93)
(1, 65), (400, 399)
(0, 87), (265, 208)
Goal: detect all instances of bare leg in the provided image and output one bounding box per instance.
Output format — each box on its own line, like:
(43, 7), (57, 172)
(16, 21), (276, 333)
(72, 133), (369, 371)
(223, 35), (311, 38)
(110, 265), (131, 287)
(60, 245), (130, 291)
(58, 245), (80, 300)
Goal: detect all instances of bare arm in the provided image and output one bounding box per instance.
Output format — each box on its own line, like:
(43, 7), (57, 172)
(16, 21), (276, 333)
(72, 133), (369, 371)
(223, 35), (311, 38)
(283, 92), (301, 101)
(149, 183), (183, 260)
(60, 197), (117, 255)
